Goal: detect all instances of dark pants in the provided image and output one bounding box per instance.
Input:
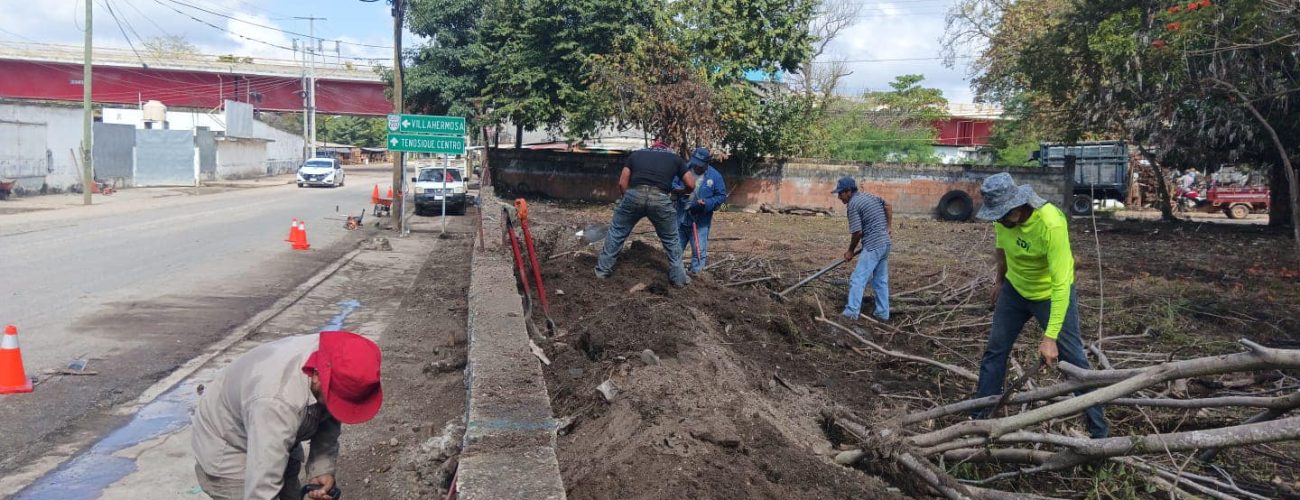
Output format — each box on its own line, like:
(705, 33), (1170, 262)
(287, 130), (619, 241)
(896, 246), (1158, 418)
(975, 281), (1109, 438)
(596, 185), (689, 286)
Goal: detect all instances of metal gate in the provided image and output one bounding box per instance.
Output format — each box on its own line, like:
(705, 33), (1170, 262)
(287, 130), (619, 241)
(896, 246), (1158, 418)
(92, 123), (135, 181)
(134, 129), (196, 187)
(196, 127), (217, 178)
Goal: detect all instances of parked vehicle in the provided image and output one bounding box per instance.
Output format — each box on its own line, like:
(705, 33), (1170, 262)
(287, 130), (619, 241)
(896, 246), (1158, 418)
(1187, 186), (1270, 219)
(1033, 141), (1129, 215)
(412, 166), (467, 215)
(297, 158), (345, 188)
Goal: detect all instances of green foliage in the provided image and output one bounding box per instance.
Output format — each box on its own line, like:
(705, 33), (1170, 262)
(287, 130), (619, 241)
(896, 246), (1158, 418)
(319, 116), (387, 148)
(670, 0), (819, 84)
(818, 74), (946, 163)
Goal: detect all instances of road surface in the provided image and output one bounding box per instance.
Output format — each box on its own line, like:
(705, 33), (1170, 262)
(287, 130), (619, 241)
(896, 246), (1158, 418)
(0, 168), (400, 476)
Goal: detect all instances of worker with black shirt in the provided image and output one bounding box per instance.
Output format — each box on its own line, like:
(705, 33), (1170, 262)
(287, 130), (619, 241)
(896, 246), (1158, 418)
(595, 138), (696, 287)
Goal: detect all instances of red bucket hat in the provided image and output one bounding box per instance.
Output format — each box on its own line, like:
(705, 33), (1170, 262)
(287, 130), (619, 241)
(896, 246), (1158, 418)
(302, 331), (383, 424)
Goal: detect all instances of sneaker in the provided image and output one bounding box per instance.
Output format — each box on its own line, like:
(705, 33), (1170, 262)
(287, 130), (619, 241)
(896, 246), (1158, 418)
(671, 277), (691, 288)
(594, 269), (611, 279)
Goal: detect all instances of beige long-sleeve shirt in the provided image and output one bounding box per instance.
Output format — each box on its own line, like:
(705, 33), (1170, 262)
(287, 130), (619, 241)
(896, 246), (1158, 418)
(192, 334), (341, 500)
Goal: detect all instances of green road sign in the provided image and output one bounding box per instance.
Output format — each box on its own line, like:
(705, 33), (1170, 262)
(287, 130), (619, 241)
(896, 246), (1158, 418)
(386, 114), (465, 136)
(387, 133), (466, 155)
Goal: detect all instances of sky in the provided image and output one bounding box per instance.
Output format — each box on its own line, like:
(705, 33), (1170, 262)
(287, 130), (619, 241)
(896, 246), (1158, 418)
(0, 0), (976, 102)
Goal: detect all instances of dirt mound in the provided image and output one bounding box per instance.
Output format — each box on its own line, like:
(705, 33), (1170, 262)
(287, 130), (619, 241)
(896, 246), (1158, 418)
(536, 240), (899, 499)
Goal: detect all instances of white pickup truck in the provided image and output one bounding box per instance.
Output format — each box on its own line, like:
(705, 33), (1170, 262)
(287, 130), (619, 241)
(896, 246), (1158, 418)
(412, 166), (467, 215)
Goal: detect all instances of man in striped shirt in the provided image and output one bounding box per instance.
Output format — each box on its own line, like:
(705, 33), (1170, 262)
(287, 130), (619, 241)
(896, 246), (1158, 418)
(834, 177), (893, 322)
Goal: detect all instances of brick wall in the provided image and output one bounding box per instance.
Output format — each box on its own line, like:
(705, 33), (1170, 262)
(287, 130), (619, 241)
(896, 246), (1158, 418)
(488, 149), (1070, 218)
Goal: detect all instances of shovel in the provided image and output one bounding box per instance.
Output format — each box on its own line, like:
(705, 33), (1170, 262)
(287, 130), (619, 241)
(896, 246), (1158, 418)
(772, 250), (861, 302)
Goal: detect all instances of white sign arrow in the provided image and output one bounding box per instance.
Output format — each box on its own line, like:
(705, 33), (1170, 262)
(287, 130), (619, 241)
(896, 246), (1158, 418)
(390, 137), (398, 146)
(402, 119), (411, 128)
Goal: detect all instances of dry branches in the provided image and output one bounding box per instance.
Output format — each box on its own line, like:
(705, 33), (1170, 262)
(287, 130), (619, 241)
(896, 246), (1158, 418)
(825, 339), (1300, 499)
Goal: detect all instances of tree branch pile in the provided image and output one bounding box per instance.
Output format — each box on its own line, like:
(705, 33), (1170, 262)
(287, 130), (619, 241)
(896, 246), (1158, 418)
(814, 305), (1300, 499)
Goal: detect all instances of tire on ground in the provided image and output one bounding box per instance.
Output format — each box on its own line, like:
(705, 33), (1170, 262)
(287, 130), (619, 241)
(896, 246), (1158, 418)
(936, 190), (974, 221)
(1070, 194), (1094, 216)
(1227, 203), (1250, 220)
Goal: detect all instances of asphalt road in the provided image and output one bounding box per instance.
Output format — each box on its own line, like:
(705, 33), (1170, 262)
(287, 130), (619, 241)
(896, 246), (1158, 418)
(0, 169), (397, 476)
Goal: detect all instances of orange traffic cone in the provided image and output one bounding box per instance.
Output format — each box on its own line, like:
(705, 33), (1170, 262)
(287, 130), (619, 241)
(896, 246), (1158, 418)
(292, 220), (311, 251)
(0, 325), (33, 394)
(371, 185), (380, 204)
(386, 186), (393, 199)
(285, 218), (300, 243)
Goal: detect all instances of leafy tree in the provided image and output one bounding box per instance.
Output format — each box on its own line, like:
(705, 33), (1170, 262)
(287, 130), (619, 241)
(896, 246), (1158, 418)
(821, 74), (948, 163)
(671, 0), (819, 85)
(405, 0), (485, 119)
(318, 116), (388, 148)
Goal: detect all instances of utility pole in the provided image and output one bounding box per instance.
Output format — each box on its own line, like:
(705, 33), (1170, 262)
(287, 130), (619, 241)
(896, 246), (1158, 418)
(391, 0), (406, 233)
(82, 0), (93, 206)
(293, 16), (326, 160)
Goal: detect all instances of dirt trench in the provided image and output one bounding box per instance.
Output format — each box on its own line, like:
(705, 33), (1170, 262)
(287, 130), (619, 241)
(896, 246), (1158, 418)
(532, 238), (903, 499)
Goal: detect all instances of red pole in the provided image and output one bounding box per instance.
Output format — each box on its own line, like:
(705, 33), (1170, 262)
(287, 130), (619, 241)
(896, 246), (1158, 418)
(504, 216), (532, 300)
(515, 199), (550, 315)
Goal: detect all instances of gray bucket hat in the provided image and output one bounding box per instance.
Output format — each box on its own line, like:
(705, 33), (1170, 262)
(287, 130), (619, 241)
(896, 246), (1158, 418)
(976, 172), (1046, 221)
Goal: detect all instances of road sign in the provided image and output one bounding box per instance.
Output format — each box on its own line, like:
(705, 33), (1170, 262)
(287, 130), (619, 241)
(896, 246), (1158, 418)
(387, 114), (465, 136)
(387, 133), (466, 155)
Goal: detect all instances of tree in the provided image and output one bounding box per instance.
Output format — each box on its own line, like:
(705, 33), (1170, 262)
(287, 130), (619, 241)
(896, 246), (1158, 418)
(141, 35), (199, 61)
(671, 0), (819, 85)
(795, 0), (863, 100)
(947, 0), (1300, 252)
(822, 74), (948, 163)
(405, 0), (485, 119)
(319, 116), (387, 148)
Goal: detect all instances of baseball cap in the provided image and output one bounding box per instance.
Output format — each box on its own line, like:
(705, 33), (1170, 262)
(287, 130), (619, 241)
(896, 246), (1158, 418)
(302, 331), (384, 424)
(832, 176), (857, 194)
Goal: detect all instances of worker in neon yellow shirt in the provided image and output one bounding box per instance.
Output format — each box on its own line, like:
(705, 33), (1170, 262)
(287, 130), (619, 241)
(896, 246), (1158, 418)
(972, 173), (1108, 438)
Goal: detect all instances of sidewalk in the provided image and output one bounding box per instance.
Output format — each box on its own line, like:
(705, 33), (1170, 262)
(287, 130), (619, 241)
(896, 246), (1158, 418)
(4, 215), (453, 499)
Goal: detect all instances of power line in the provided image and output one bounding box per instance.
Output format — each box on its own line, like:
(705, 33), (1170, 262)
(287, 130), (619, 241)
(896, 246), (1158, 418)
(100, 0), (148, 67)
(144, 0), (388, 63)
(119, 0), (176, 37)
(161, 0), (395, 50)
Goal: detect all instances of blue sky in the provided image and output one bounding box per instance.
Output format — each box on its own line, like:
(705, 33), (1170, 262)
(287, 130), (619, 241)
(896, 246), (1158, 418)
(0, 0), (976, 102)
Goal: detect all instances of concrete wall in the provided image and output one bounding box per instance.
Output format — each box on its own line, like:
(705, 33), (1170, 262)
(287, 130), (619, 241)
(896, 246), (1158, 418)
(0, 101), (83, 191)
(487, 149), (1071, 217)
(457, 185), (566, 499)
(215, 138), (268, 179)
(255, 121), (304, 175)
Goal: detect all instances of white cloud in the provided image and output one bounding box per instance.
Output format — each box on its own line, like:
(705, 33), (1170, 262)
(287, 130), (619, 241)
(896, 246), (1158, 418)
(819, 0), (976, 103)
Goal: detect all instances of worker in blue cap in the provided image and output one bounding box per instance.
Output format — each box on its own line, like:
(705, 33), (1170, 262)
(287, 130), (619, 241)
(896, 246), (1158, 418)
(833, 176), (892, 322)
(671, 147), (728, 273)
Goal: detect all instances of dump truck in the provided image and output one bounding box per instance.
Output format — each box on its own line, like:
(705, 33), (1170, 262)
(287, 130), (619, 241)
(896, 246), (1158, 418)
(1032, 141), (1129, 215)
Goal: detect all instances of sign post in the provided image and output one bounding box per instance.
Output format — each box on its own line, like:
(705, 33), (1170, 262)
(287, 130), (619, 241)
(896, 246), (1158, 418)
(387, 114), (467, 235)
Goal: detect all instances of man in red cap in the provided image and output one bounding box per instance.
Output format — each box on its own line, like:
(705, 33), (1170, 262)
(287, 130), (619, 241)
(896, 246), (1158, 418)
(191, 331), (383, 500)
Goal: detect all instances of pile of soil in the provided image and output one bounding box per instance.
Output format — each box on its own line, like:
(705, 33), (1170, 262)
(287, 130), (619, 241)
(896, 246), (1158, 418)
(536, 240), (902, 499)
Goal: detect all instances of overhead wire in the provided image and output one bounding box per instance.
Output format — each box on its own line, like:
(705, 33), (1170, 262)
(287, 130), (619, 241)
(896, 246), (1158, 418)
(160, 0), (394, 50)
(100, 0), (149, 67)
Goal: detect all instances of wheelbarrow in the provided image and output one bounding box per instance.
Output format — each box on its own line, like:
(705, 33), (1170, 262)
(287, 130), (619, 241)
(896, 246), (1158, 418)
(371, 185), (393, 217)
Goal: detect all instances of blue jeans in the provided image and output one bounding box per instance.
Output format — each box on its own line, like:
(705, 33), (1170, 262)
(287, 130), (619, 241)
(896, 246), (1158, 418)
(596, 186), (689, 286)
(975, 281), (1109, 438)
(678, 221), (711, 273)
(841, 244), (890, 320)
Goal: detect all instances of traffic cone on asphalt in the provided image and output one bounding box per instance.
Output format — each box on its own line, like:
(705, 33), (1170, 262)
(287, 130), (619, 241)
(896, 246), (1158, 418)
(285, 218), (301, 243)
(371, 185), (380, 204)
(0, 325), (33, 394)
(292, 220), (311, 251)
(386, 186), (393, 199)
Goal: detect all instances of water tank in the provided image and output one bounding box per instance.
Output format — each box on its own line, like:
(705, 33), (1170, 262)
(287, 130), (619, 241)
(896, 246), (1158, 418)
(142, 100), (167, 123)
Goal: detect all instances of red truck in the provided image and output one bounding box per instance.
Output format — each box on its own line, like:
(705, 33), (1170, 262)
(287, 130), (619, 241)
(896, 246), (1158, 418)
(1199, 186), (1270, 219)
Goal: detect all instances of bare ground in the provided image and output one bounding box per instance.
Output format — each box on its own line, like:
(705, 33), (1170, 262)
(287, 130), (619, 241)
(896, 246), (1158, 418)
(331, 214), (476, 499)
(518, 200), (1300, 499)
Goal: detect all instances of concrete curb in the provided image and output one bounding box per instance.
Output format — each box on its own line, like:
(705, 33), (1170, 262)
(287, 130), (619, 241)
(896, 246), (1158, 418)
(456, 185), (566, 500)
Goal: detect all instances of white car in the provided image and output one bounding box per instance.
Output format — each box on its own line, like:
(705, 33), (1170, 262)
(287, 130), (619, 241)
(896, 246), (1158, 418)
(297, 158), (345, 188)
(412, 166), (467, 215)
